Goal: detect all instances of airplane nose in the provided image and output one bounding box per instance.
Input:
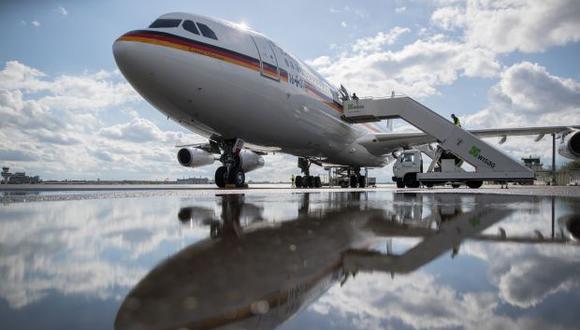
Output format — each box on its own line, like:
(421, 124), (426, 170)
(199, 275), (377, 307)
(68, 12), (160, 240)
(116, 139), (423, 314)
(112, 35), (133, 74)
(112, 33), (155, 94)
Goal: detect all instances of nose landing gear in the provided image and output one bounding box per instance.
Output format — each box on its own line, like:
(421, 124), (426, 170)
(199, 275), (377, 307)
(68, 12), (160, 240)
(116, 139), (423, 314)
(215, 138), (246, 188)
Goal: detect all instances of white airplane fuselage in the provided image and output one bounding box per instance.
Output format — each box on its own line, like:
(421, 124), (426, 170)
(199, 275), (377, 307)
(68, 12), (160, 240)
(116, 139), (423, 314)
(113, 12), (388, 167)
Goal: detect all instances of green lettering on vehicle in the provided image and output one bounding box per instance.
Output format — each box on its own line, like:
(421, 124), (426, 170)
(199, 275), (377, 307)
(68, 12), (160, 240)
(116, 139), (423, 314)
(469, 146), (480, 158)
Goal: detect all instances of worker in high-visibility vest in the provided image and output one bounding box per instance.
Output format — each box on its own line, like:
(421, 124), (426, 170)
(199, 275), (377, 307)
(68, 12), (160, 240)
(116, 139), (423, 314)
(451, 114), (461, 127)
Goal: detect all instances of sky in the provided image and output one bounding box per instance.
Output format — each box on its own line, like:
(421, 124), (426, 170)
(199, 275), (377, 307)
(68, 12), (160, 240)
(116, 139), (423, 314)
(0, 0), (579, 181)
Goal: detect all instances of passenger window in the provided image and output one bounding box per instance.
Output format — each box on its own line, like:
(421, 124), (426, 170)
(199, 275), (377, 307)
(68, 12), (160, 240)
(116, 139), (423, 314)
(149, 19), (182, 28)
(182, 20), (199, 35)
(197, 23), (218, 40)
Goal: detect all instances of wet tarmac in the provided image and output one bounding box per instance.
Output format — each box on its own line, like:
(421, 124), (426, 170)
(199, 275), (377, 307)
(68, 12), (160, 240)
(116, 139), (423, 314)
(1, 188), (579, 329)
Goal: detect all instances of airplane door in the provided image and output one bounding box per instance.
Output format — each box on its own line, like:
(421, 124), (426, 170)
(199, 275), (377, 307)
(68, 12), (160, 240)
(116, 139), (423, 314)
(251, 36), (280, 81)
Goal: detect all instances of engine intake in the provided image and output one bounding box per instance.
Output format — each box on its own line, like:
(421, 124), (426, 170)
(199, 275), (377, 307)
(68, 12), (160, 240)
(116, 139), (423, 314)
(558, 131), (580, 159)
(177, 148), (215, 168)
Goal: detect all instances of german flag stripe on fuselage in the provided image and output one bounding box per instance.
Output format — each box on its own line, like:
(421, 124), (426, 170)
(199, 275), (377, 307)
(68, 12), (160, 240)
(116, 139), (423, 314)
(118, 30), (381, 133)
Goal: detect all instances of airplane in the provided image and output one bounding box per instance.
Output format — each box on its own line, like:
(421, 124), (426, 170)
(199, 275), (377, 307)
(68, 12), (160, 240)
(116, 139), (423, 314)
(115, 193), (580, 330)
(112, 12), (580, 188)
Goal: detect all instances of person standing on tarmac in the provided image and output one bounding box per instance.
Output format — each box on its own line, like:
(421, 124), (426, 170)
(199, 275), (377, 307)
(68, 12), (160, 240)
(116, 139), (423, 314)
(351, 93), (359, 101)
(451, 114), (461, 127)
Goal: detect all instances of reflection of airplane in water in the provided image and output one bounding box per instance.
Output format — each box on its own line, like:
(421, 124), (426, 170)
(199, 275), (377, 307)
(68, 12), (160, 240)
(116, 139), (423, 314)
(116, 193), (579, 330)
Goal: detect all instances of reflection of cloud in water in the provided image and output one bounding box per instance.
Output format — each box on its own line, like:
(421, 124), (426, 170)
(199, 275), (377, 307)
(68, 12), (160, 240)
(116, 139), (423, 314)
(499, 255), (580, 308)
(0, 198), (206, 309)
(460, 198), (580, 311)
(311, 272), (499, 329)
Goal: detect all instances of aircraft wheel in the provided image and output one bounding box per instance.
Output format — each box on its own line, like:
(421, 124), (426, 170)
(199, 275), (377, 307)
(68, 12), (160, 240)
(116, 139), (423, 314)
(358, 176), (366, 188)
(350, 175), (358, 188)
(467, 181), (483, 189)
(295, 176), (303, 188)
(396, 179), (405, 188)
(215, 166), (227, 188)
(314, 176), (322, 188)
(232, 170), (245, 188)
(305, 175), (314, 188)
(451, 183), (461, 189)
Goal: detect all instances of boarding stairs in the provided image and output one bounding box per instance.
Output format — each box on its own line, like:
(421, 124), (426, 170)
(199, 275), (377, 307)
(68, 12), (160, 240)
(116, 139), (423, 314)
(342, 96), (534, 181)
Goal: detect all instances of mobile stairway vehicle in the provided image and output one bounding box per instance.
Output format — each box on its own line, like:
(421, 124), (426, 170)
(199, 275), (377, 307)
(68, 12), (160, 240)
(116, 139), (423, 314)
(342, 96), (535, 188)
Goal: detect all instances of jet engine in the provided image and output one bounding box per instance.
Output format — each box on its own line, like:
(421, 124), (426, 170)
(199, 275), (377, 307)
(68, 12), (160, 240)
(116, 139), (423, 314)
(239, 149), (265, 172)
(559, 214), (580, 241)
(558, 131), (580, 159)
(177, 148), (215, 168)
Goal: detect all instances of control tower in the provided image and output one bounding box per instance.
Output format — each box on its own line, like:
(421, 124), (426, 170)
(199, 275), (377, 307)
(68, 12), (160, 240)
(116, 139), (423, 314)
(1, 167), (11, 184)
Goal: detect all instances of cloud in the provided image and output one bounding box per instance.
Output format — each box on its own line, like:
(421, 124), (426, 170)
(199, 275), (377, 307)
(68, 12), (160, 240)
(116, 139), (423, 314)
(352, 27), (411, 53)
(462, 61), (580, 165)
(307, 34), (500, 98)
(465, 61), (580, 128)
(57, 6), (68, 16)
(31, 20), (40, 27)
(431, 0), (580, 53)
(340, 21), (347, 28)
(0, 150), (39, 161)
(0, 61), (199, 180)
(431, 6), (464, 31)
(99, 117), (171, 143)
(395, 6), (407, 14)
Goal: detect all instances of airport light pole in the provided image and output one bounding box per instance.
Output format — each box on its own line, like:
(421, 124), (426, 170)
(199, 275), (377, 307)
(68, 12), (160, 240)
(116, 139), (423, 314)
(552, 133), (556, 186)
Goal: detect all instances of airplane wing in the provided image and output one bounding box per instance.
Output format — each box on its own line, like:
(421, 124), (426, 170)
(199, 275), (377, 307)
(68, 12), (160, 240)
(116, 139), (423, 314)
(359, 125), (580, 156)
(176, 141), (280, 155)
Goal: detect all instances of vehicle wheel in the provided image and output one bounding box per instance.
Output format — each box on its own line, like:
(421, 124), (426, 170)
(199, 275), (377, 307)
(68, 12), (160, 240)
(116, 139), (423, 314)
(340, 180), (349, 188)
(404, 174), (420, 188)
(305, 175), (313, 188)
(424, 182), (434, 188)
(451, 183), (461, 189)
(314, 176), (322, 188)
(358, 176), (366, 188)
(233, 170), (245, 187)
(396, 179), (405, 188)
(350, 175), (358, 188)
(466, 180), (483, 189)
(215, 166), (227, 188)
(295, 176), (303, 188)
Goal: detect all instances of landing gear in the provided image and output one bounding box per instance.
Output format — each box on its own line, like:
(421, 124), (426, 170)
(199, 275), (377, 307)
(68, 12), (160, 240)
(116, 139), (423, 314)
(331, 166), (367, 188)
(214, 138), (246, 188)
(294, 175), (322, 188)
(350, 175), (358, 188)
(294, 157), (322, 188)
(466, 180), (483, 189)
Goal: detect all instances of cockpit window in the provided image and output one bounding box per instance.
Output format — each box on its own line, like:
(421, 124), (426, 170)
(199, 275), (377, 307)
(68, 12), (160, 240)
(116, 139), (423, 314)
(197, 23), (218, 40)
(149, 19), (182, 28)
(182, 20), (199, 35)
